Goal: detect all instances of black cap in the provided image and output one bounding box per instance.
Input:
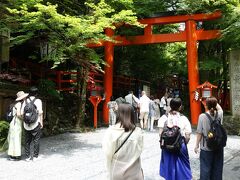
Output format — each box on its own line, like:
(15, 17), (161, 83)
(30, 86), (38, 95)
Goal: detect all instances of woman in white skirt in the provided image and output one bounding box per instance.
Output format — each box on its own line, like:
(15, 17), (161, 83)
(7, 91), (28, 160)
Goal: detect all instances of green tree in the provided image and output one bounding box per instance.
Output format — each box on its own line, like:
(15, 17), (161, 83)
(1, 0), (141, 128)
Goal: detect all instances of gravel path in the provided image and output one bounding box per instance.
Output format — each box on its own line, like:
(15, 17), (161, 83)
(0, 128), (239, 180)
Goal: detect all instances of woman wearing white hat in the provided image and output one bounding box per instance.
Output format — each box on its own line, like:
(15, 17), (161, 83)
(7, 91), (28, 161)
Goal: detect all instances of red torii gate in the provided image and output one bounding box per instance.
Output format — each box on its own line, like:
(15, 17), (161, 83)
(89, 11), (221, 125)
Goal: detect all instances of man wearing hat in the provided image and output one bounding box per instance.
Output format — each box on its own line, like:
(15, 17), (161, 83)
(7, 91), (28, 160)
(23, 87), (43, 161)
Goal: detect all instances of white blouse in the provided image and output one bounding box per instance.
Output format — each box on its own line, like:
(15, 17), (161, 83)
(158, 112), (192, 137)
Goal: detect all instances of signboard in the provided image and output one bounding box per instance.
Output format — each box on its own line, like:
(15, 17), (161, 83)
(143, 85), (150, 97)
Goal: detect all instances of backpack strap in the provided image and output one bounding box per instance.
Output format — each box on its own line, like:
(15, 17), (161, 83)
(29, 97), (36, 103)
(203, 113), (215, 147)
(114, 126), (136, 154)
(27, 97), (37, 107)
(205, 113), (213, 124)
(214, 111), (221, 123)
(205, 112), (220, 124)
(163, 114), (168, 128)
(165, 113), (179, 127)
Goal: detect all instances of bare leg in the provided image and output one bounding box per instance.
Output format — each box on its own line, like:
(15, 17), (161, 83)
(150, 117), (154, 131)
(143, 113), (149, 129)
(140, 119), (144, 129)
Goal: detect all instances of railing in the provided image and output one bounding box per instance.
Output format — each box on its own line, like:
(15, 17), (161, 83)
(47, 70), (104, 92)
(7, 58), (151, 93)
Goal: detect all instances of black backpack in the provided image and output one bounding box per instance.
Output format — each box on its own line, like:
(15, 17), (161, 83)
(5, 103), (16, 122)
(205, 113), (227, 151)
(23, 98), (38, 126)
(160, 119), (182, 153)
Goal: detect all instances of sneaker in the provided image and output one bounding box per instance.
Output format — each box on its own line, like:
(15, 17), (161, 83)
(8, 156), (21, 161)
(8, 156), (15, 161)
(25, 157), (33, 162)
(33, 156), (42, 162)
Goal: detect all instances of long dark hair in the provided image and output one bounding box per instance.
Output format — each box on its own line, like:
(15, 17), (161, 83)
(206, 96), (217, 116)
(116, 103), (135, 132)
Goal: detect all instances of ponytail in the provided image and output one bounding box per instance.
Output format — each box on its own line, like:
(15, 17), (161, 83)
(206, 97), (218, 116)
(209, 107), (217, 116)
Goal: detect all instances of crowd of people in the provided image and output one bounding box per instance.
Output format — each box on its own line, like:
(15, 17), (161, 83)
(104, 90), (226, 180)
(107, 89), (174, 131)
(5, 87), (226, 180)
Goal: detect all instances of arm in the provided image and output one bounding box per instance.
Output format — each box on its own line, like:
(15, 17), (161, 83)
(216, 103), (223, 111)
(159, 127), (163, 138)
(216, 103), (223, 123)
(39, 113), (43, 128)
(194, 133), (202, 154)
(133, 95), (140, 104)
(38, 99), (44, 128)
(16, 102), (23, 119)
(183, 116), (192, 144)
(158, 115), (167, 137)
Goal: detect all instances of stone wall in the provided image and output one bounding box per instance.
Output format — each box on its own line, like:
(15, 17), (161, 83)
(229, 49), (240, 118)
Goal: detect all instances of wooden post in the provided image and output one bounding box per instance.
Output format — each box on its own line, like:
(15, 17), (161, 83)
(103, 28), (114, 124)
(89, 96), (102, 128)
(57, 71), (62, 90)
(186, 20), (201, 125)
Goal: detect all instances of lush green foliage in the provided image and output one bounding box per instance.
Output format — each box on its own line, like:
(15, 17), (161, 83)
(0, 121), (9, 150)
(1, 0), (141, 69)
(38, 79), (62, 99)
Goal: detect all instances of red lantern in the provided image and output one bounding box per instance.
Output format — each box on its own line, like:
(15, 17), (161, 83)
(196, 81), (217, 100)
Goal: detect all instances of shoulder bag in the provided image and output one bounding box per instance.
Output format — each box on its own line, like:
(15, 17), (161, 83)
(114, 126), (136, 154)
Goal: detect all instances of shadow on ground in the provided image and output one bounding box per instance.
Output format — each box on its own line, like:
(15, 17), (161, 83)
(0, 132), (102, 159)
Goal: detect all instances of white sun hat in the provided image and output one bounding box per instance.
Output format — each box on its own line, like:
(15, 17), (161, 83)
(16, 91), (29, 101)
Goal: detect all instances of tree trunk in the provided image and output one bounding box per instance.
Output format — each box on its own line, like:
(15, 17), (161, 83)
(75, 66), (88, 128)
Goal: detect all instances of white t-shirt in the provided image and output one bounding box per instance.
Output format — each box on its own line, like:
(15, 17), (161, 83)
(139, 94), (150, 113)
(160, 96), (167, 110)
(158, 112), (192, 137)
(22, 96), (43, 131)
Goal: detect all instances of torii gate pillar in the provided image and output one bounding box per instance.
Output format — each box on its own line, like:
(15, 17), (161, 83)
(103, 28), (114, 124)
(186, 20), (201, 125)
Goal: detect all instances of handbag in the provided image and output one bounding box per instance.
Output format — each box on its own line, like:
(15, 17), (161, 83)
(114, 127), (136, 154)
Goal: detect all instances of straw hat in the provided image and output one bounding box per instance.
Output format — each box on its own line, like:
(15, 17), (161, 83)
(16, 91), (29, 101)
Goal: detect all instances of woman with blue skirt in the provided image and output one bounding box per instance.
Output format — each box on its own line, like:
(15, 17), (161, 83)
(158, 98), (192, 180)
